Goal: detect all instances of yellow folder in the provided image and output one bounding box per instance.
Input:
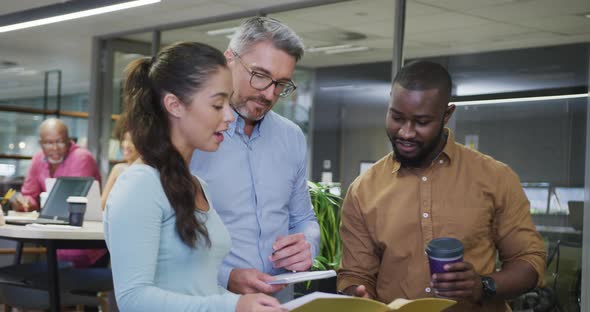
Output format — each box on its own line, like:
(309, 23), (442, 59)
(287, 292), (456, 312)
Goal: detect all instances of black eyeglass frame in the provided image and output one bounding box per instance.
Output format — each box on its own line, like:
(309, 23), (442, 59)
(232, 51), (297, 97)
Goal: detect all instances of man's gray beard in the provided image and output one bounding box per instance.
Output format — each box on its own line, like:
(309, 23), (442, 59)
(47, 157), (64, 164)
(234, 102), (265, 122)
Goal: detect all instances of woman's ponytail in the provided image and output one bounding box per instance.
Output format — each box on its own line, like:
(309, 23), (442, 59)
(121, 42), (227, 248)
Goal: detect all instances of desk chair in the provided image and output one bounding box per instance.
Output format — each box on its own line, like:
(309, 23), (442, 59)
(511, 239), (582, 312)
(0, 262), (113, 311)
(546, 240), (582, 312)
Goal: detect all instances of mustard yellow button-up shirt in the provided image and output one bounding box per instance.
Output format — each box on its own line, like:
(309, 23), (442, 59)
(337, 130), (546, 312)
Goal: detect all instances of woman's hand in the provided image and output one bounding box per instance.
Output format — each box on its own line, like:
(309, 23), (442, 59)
(236, 293), (286, 312)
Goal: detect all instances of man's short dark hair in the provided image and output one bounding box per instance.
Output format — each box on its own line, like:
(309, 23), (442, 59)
(393, 61), (452, 101)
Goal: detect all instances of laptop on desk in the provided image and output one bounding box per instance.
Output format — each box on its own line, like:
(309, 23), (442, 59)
(5, 177), (95, 226)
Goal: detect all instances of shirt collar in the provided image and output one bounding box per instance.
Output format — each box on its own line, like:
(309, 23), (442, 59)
(226, 110), (240, 138)
(440, 128), (457, 165)
(226, 109), (268, 138)
(390, 128), (455, 174)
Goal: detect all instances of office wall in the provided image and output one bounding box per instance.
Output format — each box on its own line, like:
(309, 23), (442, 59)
(311, 62), (391, 188)
(454, 99), (586, 186)
(311, 43), (589, 190)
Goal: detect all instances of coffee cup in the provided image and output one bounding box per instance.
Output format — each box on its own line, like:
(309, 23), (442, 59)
(425, 237), (464, 275)
(66, 196), (87, 227)
(39, 192), (48, 208)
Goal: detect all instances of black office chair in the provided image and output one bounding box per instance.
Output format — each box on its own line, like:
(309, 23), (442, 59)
(512, 239), (582, 312)
(0, 259), (113, 310)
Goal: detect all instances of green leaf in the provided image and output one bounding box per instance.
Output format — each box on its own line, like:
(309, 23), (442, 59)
(309, 181), (342, 271)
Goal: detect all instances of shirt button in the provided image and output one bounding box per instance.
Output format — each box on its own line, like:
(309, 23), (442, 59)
(422, 176), (428, 182)
(425, 287), (431, 293)
(423, 212), (429, 218)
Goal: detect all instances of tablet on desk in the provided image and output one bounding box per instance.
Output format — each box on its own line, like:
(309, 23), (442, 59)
(5, 177), (94, 226)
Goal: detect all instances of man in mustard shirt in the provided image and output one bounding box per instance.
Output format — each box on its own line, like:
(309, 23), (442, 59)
(337, 61), (546, 311)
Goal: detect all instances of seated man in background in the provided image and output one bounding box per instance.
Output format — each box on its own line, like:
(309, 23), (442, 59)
(12, 118), (106, 268)
(13, 118), (101, 212)
(337, 61), (546, 311)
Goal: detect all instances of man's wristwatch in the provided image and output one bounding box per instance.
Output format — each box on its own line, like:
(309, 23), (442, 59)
(481, 276), (497, 298)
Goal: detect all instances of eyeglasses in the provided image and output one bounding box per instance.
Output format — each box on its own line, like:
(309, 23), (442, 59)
(39, 140), (67, 149)
(232, 51), (297, 98)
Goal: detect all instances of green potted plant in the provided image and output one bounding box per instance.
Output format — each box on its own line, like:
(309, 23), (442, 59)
(308, 181), (342, 293)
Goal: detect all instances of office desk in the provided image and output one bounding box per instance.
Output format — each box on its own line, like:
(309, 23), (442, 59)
(0, 221), (105, 312)
(536, 225), (582, 244)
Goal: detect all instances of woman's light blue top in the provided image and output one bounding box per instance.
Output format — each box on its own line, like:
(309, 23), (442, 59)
(104, 164), (239, 312)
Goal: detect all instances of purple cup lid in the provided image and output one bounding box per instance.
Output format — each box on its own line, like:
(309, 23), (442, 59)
(426, 237), (464, 259)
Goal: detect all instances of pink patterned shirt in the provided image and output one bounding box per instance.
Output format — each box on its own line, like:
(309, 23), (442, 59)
(21, 142), (106, 267)
(21, 142), (101, 209)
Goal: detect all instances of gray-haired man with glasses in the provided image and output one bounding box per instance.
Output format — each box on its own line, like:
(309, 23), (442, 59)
(190, 17), (319, 302)
(15, 118), (101, 212)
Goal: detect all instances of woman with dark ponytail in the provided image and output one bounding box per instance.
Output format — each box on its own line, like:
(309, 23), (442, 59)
(104, 42), (283, 312)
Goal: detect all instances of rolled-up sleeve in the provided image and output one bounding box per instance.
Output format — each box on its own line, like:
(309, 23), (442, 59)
(494, 164), (546, 288)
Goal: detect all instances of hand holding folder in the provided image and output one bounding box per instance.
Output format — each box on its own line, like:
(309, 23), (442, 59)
(283, 291), (456, 312)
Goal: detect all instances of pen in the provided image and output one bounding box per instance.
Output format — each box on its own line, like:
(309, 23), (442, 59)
(270, 249), (296, 272)
(1, 189), (15, 205)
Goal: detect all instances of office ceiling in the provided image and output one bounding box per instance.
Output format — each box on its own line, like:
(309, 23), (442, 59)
(1, 0), (589, 98)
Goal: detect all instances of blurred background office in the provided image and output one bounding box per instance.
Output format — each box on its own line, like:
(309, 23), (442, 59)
(0, 0), (589, 311)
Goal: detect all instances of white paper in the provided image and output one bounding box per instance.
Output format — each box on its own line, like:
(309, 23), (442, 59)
(25, 223), (82, 230)
(267, 270), (336, 285)
(45, 178), (56, 194)
(5, 211), (40, 221)
(321, 171), (333, 183)
(282, 291), (347, 310)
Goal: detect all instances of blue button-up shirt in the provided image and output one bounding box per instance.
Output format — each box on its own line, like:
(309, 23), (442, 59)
(190, 110), (320, 289)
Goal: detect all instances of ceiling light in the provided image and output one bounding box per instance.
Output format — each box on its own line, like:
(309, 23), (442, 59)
(0, 0), (161, 33)
(0, 66), (38, 76)
(451, 93), (587, 106)
(307, 45), (353, 53)
(207, 26), (239, 36)
(18, 70), (39, 76)
(325, 46), (369, 55)
(1, 67), (25, 74)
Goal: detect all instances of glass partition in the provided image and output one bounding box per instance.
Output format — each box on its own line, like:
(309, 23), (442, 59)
(103, 38), (152, 165)
(0, 67), (91, 181)
(402, 2), (589, 310)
